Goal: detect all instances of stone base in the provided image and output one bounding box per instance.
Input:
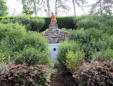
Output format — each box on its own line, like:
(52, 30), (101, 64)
(49, 24), (58, 29)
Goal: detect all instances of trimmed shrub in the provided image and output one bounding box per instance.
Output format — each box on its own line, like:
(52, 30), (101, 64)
(0, 23), (52, 66)
(0, 15), (45, 31)
(0, 16), (77, 32)
(41, 16), (77, 31)
(73, 61), (113, 86)
(56, 16), (76, 29)
(65, 51), (85, 73)
(58, 41), (80, 66)
(0, 64), (52, 86)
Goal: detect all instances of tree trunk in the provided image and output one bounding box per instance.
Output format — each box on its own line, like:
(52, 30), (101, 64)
(100, 0), (102, 15)
(47, 0), (50, 16)
(22, 0), (25, 14)
(72, 0), (76, 16)
(33, 0), (37, 16)
(55, 0), (58, 15)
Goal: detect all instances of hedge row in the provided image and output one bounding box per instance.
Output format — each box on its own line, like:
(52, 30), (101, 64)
(41, 16), (76, 31)
(1, 15), (113, 32)
(0, 15), (45, 31)
(0, 15), (77, 32)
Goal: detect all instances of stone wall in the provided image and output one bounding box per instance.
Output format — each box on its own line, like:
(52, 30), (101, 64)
(43, 28), (68, 44)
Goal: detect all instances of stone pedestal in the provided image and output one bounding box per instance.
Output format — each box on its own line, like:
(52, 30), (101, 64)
(49, 24), (58, 29)
(43, 28), (68, 44)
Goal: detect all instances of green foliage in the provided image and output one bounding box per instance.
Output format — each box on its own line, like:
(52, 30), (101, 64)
(100, 18), (113, 35)
(94, 49), (113, 61)
(0, 64), (52, 86)
(56, 16), (76, 29)
(68, 28), (113, 60)
(77, 17), (101, 29)
(76, 15), (113, 35)
(73, 61), (113, 86)
(23, 5), (34, 15)
(65, 51), (85, 73)
(15, 47), (49, 66)
(41, 16), (77, 31)
(90, 0), (113, 15)
(0, 23), (52, 66)
(58, 41), (80, 66)
(0, 16), (78, 31)
(0, 0), (8, 16)
(0, 15), (45, 31)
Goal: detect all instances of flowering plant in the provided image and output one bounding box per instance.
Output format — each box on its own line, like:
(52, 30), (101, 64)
(73, 61), (113, 86)
(0, 64), (51, 86)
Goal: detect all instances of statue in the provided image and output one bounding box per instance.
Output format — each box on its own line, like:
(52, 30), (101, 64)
(50, 12), (57, 24)
(49, 12), (58, 29)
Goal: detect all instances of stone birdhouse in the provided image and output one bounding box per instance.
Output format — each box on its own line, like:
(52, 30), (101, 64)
(43, 12), (68, 63)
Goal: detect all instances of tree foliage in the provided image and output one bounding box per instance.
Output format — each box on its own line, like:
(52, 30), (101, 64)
(90, 0), (113, 15)
(72, 0), (87, 15)
(17, 0), (43, 16)
(0, 0), (8, 16)
(55, 0), (70, 16)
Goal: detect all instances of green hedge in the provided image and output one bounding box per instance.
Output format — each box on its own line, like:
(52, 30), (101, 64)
(0, 15), (113, 32)
(41, 16), (77, 31)
(0, 16), (77, 32)
(0, 23), (53, 66)
(0, 15), (45, 31)
(76, 15), (113, 35)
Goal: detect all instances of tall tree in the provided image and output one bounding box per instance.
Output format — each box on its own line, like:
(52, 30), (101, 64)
(72, 0), (87, 15)
(32, 0), (37, 16)
(0, 0), (8, 16)
(55, 0), (58, 15)
(55, 0), (69, 16)
(17, 0), (43, 16)
(90, 0), (113, 15)
(43, 0), (51, 16)
(17, 0), (33, 15)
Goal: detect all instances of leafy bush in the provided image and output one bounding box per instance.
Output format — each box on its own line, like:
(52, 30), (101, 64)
(15, 47), (49, 66)
(58, 41), (80, 66)
(67, 29), (86, 43)
(99, 19), (113, 35)
(68, 29), (112, 60)
(73, 61), (113, 86)
(93, 49), (113, 61)
(0, 23), (52, 66)
(65, 51), (85, 73)
(77, 17), (101, 29)
(0, 64), (52, 86)
(0, 15), (45, 31)
(68, 28), (104, 43)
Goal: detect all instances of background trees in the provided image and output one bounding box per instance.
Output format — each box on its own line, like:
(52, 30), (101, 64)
(55, 0), (69, 16)
(72, 0), (87, 15)
(0, 0), (8, 16)
(17, 0), (43, 16)
(90, 0), (113, 15)
(4, 0), (113, 16)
